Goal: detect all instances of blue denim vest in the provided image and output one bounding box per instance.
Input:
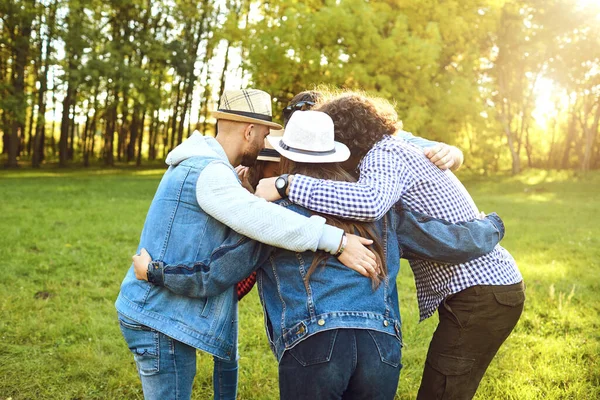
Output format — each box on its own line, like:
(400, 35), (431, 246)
(115, 151), (240, 361)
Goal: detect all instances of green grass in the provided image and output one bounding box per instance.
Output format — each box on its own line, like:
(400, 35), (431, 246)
(0, 167), (599, 399)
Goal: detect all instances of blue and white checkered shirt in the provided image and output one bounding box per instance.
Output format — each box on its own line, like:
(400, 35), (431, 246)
(289, 135), (523, 321)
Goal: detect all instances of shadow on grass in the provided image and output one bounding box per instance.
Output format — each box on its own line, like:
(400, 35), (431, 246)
(0, 162), (167, 180)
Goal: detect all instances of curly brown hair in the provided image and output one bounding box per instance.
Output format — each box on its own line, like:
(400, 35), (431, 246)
(316, 92), (400, 164)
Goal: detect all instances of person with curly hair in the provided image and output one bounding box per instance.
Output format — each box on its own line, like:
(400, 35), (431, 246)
(281, 89), (463, 171)
(256, 91), (524, 400)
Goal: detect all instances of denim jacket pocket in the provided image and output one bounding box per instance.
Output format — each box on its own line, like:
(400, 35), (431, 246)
(367, 330), (402, 368)
(493, 290), (525, 307)
(287, 330), (338, 366)
(200, 297), (213, 317)
(118, 315), (160, 376)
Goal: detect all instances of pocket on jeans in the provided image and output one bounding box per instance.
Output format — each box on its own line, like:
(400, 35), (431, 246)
(118, 316), (160, 375)
(493, 290), (525, 307)
(367, 330), (402, 368)
(287, 330), (338, 366)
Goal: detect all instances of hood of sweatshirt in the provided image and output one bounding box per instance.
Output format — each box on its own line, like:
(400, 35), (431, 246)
(165, 131), (229, 166)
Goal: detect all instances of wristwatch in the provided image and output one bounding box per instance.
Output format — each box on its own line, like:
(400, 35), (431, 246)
(147, 261), (164, 285)
(275, 174), (290, 199)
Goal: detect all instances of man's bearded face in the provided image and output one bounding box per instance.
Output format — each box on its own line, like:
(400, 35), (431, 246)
(240, 126), (266, 166)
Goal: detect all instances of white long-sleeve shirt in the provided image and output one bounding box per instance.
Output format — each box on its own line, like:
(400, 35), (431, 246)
(166, 132), (343, 254)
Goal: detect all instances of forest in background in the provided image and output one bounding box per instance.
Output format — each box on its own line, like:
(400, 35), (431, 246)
(1, 0), (599, 174)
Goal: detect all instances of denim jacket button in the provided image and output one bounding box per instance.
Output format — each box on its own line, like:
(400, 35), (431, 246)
(317, 319), (325, 326)
(383, 320), (389, 327)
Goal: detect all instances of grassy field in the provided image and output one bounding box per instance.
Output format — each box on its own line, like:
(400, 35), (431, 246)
(0, 167), (599, 399)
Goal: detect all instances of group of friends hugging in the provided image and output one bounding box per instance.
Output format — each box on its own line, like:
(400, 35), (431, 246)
(115, 88), (525, 400)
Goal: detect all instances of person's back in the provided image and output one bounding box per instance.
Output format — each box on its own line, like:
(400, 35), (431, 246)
(375, 135), (522, 321)
(116, 141), (240, 359)
(257, 202), (402, 362)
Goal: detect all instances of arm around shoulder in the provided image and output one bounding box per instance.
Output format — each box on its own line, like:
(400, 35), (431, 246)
(196, 162), (343, 253)
(144, 232), (272, 298)
(396, 207), (503, 264)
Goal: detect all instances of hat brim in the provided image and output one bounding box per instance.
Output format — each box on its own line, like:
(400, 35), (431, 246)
(211, 110), (283, 130)
(267, 136), (350, 164)
(257, 155), (281, 162)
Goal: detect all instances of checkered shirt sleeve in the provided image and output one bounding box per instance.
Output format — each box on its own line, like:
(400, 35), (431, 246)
(289, 139), (414, 222)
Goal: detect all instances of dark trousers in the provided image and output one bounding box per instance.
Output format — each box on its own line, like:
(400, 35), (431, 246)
(417, 281), (525, 400)
(279, 329), (402, 400)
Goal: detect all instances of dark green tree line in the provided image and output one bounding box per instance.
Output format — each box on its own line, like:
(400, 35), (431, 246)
(0, 0), (598, 173)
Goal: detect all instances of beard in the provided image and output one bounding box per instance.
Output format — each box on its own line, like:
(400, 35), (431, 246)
(240, 142), (261, 167)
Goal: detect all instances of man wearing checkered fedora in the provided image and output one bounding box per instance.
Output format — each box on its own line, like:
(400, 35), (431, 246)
(115, 89), (378, 400)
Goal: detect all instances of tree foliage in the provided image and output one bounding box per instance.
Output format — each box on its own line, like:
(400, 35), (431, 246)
(0, 0), (598, 173)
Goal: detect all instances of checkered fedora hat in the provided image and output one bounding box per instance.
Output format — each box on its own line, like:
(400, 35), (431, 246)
(211, 89), (283, 130)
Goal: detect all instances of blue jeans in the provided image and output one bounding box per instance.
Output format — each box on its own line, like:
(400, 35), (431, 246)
(118, 314), (238, 400)
(278, 329), (402, 400)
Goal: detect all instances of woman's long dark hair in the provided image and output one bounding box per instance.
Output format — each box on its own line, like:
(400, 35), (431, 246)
(280, 157), (387, 288)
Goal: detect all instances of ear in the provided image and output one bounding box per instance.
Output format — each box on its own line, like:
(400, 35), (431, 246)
(243, 124), (254, 142)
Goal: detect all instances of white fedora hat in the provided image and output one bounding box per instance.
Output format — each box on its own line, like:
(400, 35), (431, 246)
(267, 110), (350, 163)
(211, 89), (283, 130)
(257, 129), (283, 162)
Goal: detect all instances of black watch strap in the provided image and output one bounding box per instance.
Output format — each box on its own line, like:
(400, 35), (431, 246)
(276, 174), (290, 198)
(147, 261), (165, 286)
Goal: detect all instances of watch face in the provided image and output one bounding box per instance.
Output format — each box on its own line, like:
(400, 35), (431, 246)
(275, 178), (285, 189)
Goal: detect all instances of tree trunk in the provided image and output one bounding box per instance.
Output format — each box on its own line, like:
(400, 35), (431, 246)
(199, 34), (215, 135)
(562, 105), (578, 169)
(581, 101), (600, 171)
(104, 90), (117, 166)
(547, 116), (558, 169)
(26, 92), (36, 156)
(82, 80), (99, 167)
(136, 108), (147, 166)
(59, 77), (75, 166)
(32, 3), (55, 168)
(89, 110), (98, 165)
(68, 101), (77, 160)
(170, 80), (183, 150)
(178, 76), (193, 144)
(162, 116), (171, 158)
(218, 42), (230, 102)
(6, 5), (34, 168)
(118, 90), (129, 162)
(127, 104), (141, 162)
(525, 126), (533, 168)
(49, 73), (58, 156)
(148, 110), (157, 161)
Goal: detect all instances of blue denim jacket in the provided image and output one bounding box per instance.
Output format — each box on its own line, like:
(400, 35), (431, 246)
(147, 202), (505, 361)
(115, 152), (242, 361)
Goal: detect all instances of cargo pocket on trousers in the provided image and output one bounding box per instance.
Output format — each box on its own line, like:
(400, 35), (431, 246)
(427, 353), (475, 399)
(118, 316), (160, 376)
(493, 290), (526, 307)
